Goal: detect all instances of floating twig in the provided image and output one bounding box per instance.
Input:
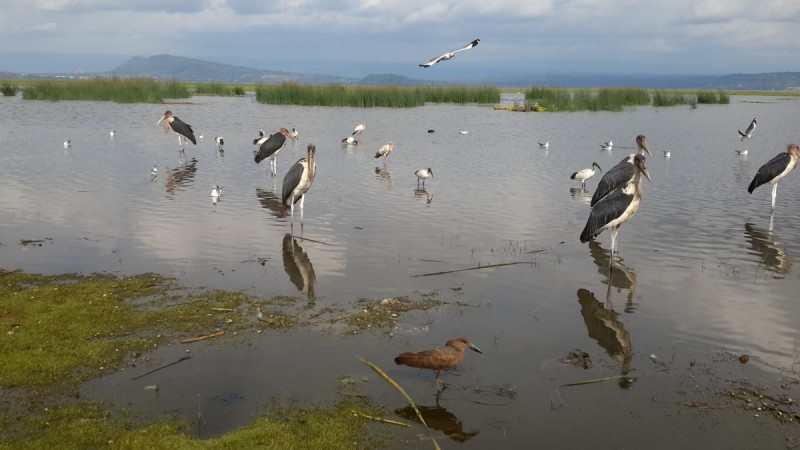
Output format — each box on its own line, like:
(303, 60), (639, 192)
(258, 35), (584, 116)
(358, 356), (441, 450)
(561, 374), (633, 387)
(290, 235), (332, 246)
(181, 330), (225, 344)
(132, 356), (192, 380)
(411, 261), (530, 278)
(350, 410), (411, 427)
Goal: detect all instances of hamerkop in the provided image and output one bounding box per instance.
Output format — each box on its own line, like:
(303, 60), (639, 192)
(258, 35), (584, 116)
(394, 337), (482, 390)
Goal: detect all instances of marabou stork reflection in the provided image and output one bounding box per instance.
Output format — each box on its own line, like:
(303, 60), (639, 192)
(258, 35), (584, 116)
(282, 233), (316, 302)
(744, 220), (793, 275)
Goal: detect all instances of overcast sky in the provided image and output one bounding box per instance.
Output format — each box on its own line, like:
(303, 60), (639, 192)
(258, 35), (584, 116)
(2, 0), (800, 77)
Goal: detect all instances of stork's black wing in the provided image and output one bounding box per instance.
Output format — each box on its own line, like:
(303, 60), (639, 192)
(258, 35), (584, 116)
(590, 157), (634, 206)
(281, 158), (306, 206)
(171, 117), (196, 145)
(255, 133), (287, 163)
(748, 152), (790, 194)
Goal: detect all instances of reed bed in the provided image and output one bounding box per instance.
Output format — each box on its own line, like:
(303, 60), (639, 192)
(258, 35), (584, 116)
(256, 82), (500, 107)
(193, 81), (245, 96)
(21, 76), (190, 103)
(1, 82), (18, 96)
(525, 86), (730, 111)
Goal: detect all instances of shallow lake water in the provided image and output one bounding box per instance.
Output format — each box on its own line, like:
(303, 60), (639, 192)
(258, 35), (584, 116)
(2, 93), (800, 447)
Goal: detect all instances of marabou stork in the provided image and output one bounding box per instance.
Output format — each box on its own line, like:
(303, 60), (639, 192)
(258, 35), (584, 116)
(738, 118), (757, 141)
(419, 39), (480, 68)
(415, 168), (433, 188)
(375, 141), (394, 165)
(254, 128), (289, 176)
(571, 162), (602, 190)
(282, 144), (317, 221)
(156, 111), (196, 148)
(580, 155), (651, 257)
(353, 122), (366, 136)
(747, 143), (799, 212)
(590, 135), (651, 207)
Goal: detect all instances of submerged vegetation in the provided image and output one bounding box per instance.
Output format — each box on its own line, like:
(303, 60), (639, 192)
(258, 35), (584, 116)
(21, 76), (190, 103)
(523, 86), (731, 111)
(255, 82), (500, 107)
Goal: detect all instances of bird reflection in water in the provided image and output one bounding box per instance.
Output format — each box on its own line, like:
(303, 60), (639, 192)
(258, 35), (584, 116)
(576, 288), (634, 389)
(414, 188), (433, 206)
(588, 240), (637, 312)
(569, 187), (592, 205)
(282, 233), (316, 304)
(745, 219), (793, 275)
(374, 166), (393, 188)
(255, 187), (288, 219)
(395, 399), (479, 443)
(164, 158), (198, 197)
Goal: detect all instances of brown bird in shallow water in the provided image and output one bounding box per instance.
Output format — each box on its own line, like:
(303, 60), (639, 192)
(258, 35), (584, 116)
(394, 337), (482, 390)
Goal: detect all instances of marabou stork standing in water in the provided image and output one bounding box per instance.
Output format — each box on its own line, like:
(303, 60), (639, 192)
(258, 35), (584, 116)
(571, 162), (602, 190)
(415, 168), (433, 188)
(739, 118), (757, 141)
(375, 141), (394, 166)
(254, 128), (289, 176)
(282, 144), (317, 222)
(156, 111), (196, 149)
(590, 135), (651, 207)
(747, 143), (799, 212)
(580, 155), (651, 257)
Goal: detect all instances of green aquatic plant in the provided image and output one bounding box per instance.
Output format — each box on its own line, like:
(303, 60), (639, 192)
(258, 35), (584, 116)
(21, 76), (190, 103)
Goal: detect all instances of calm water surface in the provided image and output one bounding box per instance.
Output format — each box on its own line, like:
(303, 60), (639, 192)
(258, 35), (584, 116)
(2, 93), (799, 447)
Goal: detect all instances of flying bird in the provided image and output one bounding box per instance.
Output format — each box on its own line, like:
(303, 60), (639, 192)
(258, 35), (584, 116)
(254, 128), (289, 176)
(415, 168), (433, 188)
(590, 135), (651, 207)
(747, 143), (799, 212)
(571, 162), (602, 190)
(419, 39), (480, 68)
(156, 110), (196, 148)
(580, 155), (652, 257)
(738, 118), (757, 141)
(394, 337), (483, 391)
(282, 144), (317, 221)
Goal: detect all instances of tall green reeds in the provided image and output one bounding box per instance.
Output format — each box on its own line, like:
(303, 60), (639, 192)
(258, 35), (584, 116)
(255, 82), (500, 107)
(526, 86), (730, 111)
(21, 76), (190, 103)
(1, 82), (18, 96)
(193, 81), (245, 96)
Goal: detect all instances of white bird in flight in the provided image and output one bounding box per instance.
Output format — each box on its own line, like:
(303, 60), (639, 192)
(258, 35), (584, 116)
(419, 39), (480, 68)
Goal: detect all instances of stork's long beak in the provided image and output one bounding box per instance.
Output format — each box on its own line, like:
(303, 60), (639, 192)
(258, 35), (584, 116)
(468, 343), (483, 354)
(156, 115), (165, 125)
(641, 166), (652, 182)
(640, 141), (652, 156)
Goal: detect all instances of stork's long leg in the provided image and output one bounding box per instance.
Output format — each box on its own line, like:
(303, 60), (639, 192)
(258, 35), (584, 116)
(610, 227), (619, 256)
(771, 183), (778, 212)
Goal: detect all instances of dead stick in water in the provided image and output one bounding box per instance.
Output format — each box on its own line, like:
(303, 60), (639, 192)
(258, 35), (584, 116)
(290, 235), (332, 246)
(181, 330), (224, 344)
(411, 261), (530, 278)
(132, 355), (193, 380)
(350, 410), (412, 427)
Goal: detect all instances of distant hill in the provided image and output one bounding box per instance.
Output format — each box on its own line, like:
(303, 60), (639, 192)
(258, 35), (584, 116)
(710, 72), (800, 90)
(111, 54), (357, 84)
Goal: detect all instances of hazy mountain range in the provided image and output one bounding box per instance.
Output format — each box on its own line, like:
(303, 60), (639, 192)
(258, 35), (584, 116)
(2, 53), (800, 90)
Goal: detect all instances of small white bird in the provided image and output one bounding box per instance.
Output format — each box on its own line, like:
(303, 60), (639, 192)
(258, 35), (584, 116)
(664, 150), (671, 158)
(290, 128), (299, 141)
(215, 136), (224, 150)
(419, 38), (480, 68)
(415, 167), (433, 188)
(109, 130), (116, 137)
(63, 139), (71, 148)
(353, 122), (366, 136)
(539, 141), (550, 149)
(198, 134), (204, 139)
(150, 164), (158, 176)
(600, 140), (613, 151)
(736, 148), (749, 155)
(459, 130), (469, 135)
(211, 185), (222, 198)
(342, 136), (358, 145)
